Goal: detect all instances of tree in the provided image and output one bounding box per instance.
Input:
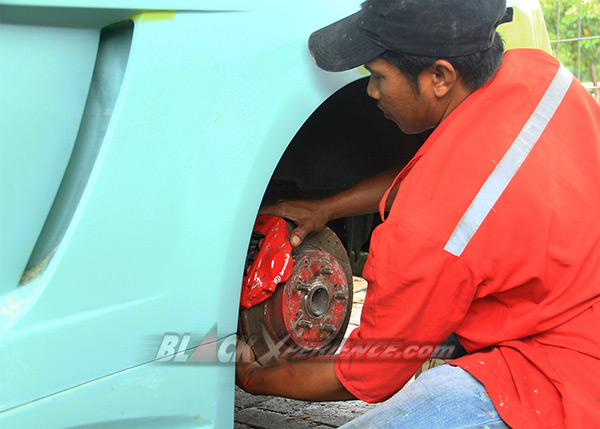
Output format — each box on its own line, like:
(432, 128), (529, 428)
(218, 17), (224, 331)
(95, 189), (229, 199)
(540, 0), (600, 100)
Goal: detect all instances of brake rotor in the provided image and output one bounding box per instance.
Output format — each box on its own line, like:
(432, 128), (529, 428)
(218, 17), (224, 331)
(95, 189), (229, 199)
(239, 226), (353, 362)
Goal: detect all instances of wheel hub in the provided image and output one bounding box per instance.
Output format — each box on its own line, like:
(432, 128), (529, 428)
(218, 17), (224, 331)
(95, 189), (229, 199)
(305, 282), (330, 318)
(279, 246), (349, 350)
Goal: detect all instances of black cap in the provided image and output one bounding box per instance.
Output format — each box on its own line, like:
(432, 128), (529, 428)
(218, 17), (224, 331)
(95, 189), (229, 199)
(309, 0), (513, 72)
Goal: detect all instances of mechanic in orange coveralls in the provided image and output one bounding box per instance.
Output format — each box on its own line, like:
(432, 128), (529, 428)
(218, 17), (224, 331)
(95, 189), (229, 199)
(236, 0), (600, 427)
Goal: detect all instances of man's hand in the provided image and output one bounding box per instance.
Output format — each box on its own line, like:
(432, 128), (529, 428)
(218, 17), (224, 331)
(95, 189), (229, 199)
(258, 163), (408, 247)
(235, 337), (356, 401)
(259, 199), (330, 247)
(236, 339), (262, 391)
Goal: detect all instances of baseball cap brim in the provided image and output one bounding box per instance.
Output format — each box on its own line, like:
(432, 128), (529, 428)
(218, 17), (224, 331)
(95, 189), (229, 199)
(308, 9), (387, 72)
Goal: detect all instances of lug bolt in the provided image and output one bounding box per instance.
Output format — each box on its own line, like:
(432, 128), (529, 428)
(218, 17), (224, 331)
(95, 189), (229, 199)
(320, 267), (334, 275)
(297, 320), (314, 329)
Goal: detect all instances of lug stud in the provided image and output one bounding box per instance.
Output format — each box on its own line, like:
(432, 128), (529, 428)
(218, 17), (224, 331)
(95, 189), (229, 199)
(320, 324), (336, 332)
(297, 320), (314, 329)
(335, 292), (348, 300)
(297, 283), (311, 292)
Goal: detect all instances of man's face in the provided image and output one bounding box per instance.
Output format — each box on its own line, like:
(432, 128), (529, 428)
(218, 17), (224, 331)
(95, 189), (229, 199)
(365, 58), (436, 134)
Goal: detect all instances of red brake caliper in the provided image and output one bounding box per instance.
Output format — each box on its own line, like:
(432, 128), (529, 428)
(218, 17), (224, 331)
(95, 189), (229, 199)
(240, 215), (293, 309)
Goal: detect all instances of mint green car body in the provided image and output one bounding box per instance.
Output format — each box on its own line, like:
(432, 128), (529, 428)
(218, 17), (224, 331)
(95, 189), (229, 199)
(0, 1), (550, 427)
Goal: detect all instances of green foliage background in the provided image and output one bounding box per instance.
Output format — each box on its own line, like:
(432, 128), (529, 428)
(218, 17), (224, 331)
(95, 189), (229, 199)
(540, 0), (599, 89)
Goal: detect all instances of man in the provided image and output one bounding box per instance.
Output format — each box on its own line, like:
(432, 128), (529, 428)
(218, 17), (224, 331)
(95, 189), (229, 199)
(236, 0), (600, 427)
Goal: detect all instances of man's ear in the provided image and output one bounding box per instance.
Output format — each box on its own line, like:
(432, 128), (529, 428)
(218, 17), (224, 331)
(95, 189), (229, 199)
(428, 59), (458, 98)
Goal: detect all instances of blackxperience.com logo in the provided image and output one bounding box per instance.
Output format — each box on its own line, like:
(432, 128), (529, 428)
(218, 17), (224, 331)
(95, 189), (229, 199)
(153, 324), (456, 365)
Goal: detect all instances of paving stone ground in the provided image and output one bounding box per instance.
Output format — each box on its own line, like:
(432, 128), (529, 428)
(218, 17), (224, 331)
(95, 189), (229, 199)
(234, 278), (377, 428)
(234, 387), (378, 429)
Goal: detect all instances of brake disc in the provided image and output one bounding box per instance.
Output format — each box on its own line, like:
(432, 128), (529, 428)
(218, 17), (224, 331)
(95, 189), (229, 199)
(238, 226), (353, 363)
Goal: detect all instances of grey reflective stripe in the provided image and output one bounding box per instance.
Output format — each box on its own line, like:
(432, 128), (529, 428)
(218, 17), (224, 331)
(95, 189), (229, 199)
(444, 65), (573, 257)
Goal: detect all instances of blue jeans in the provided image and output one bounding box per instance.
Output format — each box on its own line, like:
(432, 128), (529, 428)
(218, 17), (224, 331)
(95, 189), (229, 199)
(340, 365), (510, 428)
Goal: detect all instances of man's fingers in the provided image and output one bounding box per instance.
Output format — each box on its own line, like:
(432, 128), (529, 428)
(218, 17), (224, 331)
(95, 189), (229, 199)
(258, 202), (295, 218)
(290, 235), (301, 247)
(235, 339), (263, 391)
(290, 226), (309, 247)
(236, 339), (256, 363)
(257, 204), (275, 215)
(257, 200), (327, 247)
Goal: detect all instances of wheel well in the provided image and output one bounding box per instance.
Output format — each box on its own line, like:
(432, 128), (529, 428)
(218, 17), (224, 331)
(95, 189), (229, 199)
(261, 77), (428, 275)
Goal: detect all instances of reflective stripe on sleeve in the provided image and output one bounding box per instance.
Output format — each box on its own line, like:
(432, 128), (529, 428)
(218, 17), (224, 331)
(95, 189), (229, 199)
(444, 65), (573, 257)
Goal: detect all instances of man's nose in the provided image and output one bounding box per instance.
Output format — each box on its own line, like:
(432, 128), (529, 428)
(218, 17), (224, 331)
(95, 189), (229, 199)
(366, 78), (379, 100)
